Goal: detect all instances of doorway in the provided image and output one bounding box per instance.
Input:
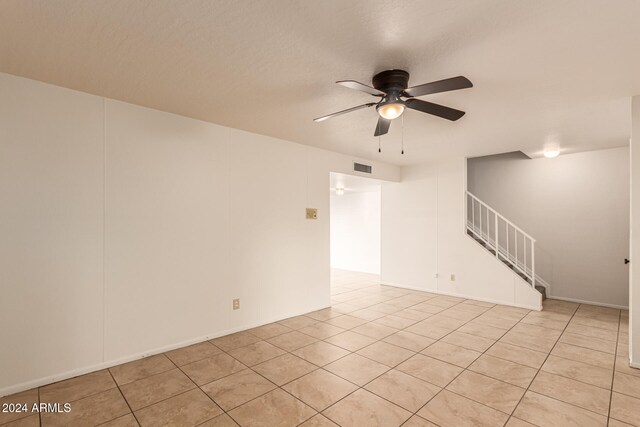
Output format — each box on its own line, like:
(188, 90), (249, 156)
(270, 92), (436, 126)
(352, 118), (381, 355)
(329, 172), (382, 288)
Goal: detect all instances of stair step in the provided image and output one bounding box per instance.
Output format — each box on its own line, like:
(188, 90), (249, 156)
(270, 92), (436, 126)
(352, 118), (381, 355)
(535, 285), (547, 300)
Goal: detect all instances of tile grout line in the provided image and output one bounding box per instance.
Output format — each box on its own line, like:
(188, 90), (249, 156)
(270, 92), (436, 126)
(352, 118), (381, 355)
(198, 333), (326, 425)
(332, 291), (614, 425)
(330, 300), (621, 426)
(506, 311), (619, 391)
(390, 297), (542, 423)
(196, 287), (448, 427)
(112, 346), (259, 425)
(107, 352), (245, 425)
(214, 346), (322, 425)
(105, 368), (143, 427)
(502, 301), (581, 425)
(169, 353), (220, 419)
(307, 295), (530, 426)
(37, 386), (41, 426)
(89, 300), (500, 422)
(19, 276), (629, 427)
(406, 299), (537, 425)
(319, 298), (620, 374)
(164, 339), (297, 425)
(37, 380), (132, 424)
(507, 302), (626, 424)
(607, 309), (622, 424)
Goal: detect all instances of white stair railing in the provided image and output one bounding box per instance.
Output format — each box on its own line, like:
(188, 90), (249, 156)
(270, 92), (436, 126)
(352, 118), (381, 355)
(466, 191), (536, 288)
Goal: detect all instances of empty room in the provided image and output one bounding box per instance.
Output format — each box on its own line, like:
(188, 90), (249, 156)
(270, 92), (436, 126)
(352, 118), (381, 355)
(1, 1), (640, 426)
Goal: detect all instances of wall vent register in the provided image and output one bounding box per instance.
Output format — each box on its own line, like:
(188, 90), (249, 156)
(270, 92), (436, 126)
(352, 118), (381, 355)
(353, 162), (372, 174)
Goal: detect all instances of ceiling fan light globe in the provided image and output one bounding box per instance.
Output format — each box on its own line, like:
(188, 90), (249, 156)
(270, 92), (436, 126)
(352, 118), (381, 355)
(377, 103), (405, 120)
(544, 149), (560, 158)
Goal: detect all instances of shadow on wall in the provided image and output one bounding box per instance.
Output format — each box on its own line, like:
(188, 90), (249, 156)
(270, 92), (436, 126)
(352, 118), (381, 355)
(467, 148), (630, 308)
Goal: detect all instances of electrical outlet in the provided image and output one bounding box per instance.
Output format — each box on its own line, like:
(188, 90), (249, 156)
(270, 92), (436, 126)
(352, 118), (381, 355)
(450, 274), (456, 281)
(434, 273), (439, 279)
(233, 299), (240, 310)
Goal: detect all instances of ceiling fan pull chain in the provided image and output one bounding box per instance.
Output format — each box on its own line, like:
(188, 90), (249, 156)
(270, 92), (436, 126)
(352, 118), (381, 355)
(401, 114), (405, 155)
(378, 134), (381, 153)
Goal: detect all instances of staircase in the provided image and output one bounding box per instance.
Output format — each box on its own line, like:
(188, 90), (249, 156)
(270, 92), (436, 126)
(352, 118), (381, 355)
(465, 191), (547, 299)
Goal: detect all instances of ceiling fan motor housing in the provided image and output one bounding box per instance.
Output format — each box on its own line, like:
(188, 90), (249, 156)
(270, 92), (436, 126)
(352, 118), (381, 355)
(372, 69), (410, 94)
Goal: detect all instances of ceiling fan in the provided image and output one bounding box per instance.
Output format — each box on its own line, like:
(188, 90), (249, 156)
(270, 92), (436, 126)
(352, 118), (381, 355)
(314, 69), (472, 136)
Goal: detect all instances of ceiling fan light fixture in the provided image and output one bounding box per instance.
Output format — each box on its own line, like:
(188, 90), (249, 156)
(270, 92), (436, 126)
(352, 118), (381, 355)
(543, 140), (561, 158)
(543, 148), (560, 158)
(377, 102), (405, 120)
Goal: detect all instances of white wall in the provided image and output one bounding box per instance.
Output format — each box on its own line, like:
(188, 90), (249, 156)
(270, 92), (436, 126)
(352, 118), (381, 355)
(0, 72), (400, 396)
(330, 190), (381, 274)
(0, 73), (105, 395)
(381, 158), (542, 309)
(467, 148), (630, 308)
(631, 95), (640, 368)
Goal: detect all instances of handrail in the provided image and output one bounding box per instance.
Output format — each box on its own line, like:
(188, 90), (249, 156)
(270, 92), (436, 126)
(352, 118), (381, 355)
(465, 191), (536, 289)
(466, 191), (536, 243)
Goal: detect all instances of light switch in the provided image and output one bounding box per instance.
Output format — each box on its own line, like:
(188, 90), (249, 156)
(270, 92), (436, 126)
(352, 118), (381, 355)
(306, 208), (318, 220)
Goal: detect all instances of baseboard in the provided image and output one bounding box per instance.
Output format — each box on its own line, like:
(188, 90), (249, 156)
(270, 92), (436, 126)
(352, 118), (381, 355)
(330, 266), (380, 275)
(0, 303), (329, 398)
(534, 275), (551, 291)
(547, 294), (629, 310)
(381, 281), (542, 311)
(630, 360), (640, 370)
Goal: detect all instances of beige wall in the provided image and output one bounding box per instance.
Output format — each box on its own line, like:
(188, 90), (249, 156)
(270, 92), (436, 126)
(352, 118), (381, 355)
(0, 72), (399, 396)
(468, 147), (630, 308)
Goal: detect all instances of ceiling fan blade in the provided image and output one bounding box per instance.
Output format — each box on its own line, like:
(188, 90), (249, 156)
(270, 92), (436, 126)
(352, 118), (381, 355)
(405, 98), (466, 121)
(337, 80), (385, 96)
(403, 76), (473, 98)
(314, 103), (377, 122)
(374, 117), (391, 136)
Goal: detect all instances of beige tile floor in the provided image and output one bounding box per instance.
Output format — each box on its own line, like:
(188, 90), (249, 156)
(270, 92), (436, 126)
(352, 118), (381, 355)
(1, 269), (638, 426)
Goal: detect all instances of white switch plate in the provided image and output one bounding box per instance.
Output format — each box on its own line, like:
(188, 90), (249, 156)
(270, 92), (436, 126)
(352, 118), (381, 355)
(233, 299), (240, 310)
(450, 274), (456, 281)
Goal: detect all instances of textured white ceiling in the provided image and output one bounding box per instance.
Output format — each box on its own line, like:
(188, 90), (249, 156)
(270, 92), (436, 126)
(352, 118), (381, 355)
(1, 0), (639, 165)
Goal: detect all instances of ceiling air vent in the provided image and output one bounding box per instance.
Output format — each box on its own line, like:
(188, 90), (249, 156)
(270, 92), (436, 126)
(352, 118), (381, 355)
(353, 162), (372, 174)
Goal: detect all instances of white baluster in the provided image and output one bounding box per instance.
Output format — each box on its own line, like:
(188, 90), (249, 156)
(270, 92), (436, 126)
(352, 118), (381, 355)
(524, 236), (528, 280)
(515, 230), (518, 267)
(479, 203), (482, 238)
(532, 240), (536, 288)
(494, 211), (499, 258)
(506, 224), (509, 260)
(472, 197), (475, 233)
